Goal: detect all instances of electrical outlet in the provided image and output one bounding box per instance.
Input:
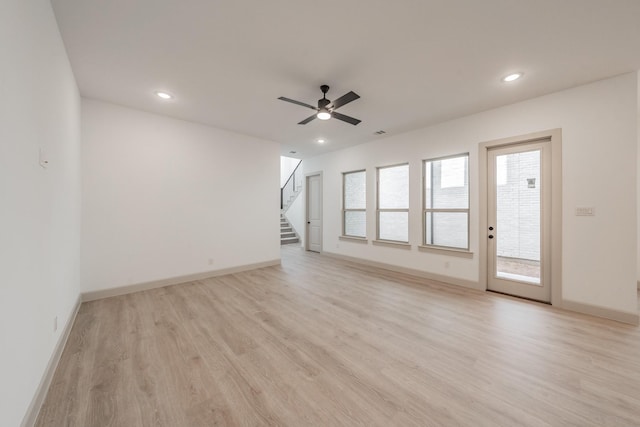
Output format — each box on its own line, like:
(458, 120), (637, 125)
(208, 258), (214, 266)
(53, 316), (58, 332)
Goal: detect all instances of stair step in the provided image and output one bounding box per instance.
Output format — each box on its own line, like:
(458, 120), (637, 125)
(279, 212), (298, 244)
(280, 236), (299, 245)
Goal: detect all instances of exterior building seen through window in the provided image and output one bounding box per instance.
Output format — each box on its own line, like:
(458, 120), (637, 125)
(424, 154), (469, 249)
(343, 170), (366, 238)
(377, 164), (409, 242)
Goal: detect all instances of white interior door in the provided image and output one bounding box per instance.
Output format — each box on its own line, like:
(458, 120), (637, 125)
(487, 141), (551, 302)
(306, 174), (322, 253)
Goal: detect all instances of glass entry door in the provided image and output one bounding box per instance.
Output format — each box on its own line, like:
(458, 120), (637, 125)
(487, 140), (551, 302)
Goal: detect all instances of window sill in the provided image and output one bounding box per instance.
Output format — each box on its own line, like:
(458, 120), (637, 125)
(418, 245), (474, 258)
(372, 240), (412, 250)
(339, 236), (368, 244)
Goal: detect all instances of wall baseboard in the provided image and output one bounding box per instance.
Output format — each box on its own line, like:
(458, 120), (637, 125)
(323, 251), (482, 291)
(22, 295), (82, 427)
(324, 252), (640, 325)
(82, 259), (282, 302)
(561, 299), (639, 325)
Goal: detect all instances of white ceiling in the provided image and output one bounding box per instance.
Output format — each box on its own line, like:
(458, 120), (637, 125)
(51, 0), (640, 158)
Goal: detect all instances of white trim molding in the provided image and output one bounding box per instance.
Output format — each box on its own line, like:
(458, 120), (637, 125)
(22, 296), (82, 427)
(324, 251), (639, 325)
(82, 259), (281, 302)
(323, 251), (482, 291)
(561, 299), (639, 325)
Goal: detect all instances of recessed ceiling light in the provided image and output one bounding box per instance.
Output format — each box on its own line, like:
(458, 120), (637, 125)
(155, 91), (173, 99)
(317, 139), (325, 144)
(502, 73), (523, 83)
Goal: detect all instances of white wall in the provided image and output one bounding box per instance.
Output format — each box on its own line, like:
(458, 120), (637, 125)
(81, 99), (281, 293)
(0, 1), (82, 425)
(301, 73), (638, 316)
(280, 156), (301, 187)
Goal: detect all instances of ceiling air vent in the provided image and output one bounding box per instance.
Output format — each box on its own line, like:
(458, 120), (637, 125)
(374, 130), (386, 135)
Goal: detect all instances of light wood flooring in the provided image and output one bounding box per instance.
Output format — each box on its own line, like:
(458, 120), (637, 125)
(36, 246), (640, 426)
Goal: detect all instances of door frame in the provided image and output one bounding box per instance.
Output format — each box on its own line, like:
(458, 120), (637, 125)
(305, 171), (323, 253)
(479, 129), (563, 307)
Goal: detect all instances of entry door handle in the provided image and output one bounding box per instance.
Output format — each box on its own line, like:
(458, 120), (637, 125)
(307, 221), (310, 224)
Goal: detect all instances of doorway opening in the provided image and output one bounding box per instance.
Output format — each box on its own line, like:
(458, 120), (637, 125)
(305, 172), (323, 253)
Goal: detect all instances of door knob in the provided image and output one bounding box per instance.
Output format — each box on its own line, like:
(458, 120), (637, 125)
(488, 234), (494, 239)
(307, 221), (310, 224)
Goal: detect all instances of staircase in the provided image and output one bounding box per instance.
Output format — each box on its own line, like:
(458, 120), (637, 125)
(280, 159), (302, 245)
(280, 213), (299, 245)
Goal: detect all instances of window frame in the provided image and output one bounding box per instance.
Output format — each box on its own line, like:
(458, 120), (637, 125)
(422, 153), (470, 251)
(342, 169), (367, 239)
(376, 162), (410, 244)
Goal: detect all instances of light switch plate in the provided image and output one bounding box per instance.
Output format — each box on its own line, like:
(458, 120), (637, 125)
(575, 207), (595, 216)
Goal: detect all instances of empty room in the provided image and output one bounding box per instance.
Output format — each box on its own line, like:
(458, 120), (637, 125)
(3, 0), (640, 426)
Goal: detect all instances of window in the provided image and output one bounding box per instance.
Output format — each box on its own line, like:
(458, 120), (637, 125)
(440, 156), (466, 188)
(496, 155), (507, 186)
(424, 154), (469, 250)
(342, 170), (366, 238)
(377, 164), (409, 242)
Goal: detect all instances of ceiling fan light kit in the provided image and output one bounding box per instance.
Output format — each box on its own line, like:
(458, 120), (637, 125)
(317, 109), (331, 120)
(278, 84), (361, 125)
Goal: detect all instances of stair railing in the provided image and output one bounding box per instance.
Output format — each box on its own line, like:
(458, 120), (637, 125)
(281, 160), (302, 210)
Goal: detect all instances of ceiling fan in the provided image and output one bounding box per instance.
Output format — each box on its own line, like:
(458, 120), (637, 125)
(278, 85), (361, 125)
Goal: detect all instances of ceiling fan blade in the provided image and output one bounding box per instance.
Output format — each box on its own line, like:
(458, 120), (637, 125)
(331, 111), (361, 126)
(278, 96), (318, 110)
(329, 91), (360, 110)
(298, 114), (317, 125)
